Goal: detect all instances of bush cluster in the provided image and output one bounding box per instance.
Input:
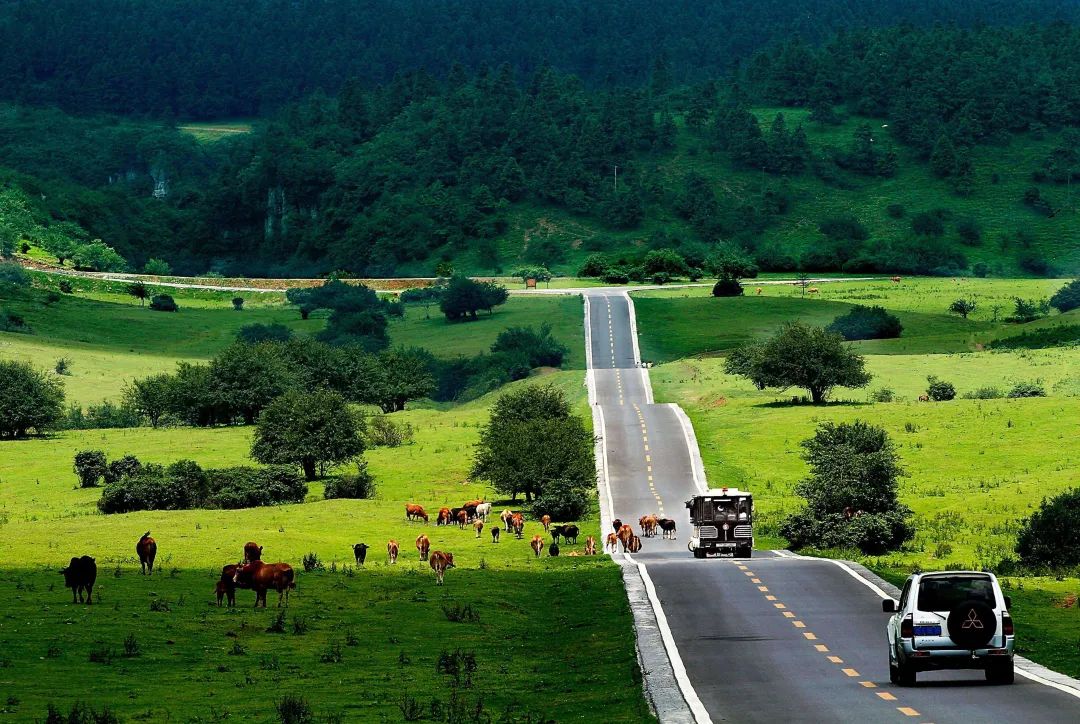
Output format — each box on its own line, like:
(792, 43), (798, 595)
(93, 455), (306, 513)
(826, 305), (902, 340)
(1016, 488), (1080, 568)
(322, 463), (377, 500)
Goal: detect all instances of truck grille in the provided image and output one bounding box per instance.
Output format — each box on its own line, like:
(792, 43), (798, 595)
(698, 526), (718, 539)
(734, 525), (752, 538)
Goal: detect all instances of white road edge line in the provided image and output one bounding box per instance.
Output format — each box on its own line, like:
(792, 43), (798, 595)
(585, 291), (713, 724)
(821, 557), (1080, 700)
(622, 290), (654, 405)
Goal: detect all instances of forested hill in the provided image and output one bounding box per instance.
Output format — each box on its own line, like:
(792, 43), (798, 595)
(3, 0), (1080, 118)
(3, 23), (1080, 279)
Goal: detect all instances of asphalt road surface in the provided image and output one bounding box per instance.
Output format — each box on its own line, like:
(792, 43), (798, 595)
(584, 289), (1080, 723)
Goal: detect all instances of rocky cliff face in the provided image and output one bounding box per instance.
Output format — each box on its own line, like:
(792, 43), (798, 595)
(265, 186), (287, 239)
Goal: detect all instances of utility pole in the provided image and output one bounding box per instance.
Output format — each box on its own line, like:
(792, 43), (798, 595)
(613, 164), (618, 192)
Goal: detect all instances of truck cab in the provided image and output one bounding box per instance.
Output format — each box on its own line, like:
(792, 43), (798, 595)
(685, 488), (753, 558)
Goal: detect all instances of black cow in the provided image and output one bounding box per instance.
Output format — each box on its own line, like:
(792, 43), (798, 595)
(61, 556), (97, 604)
(491, 527), (500, 543)
(549, 542), (560, 557)
(657, 518), (677, 540)
(562, 525), (580, 544)
(353, 543), (369, 566)
(550, 525), (567, 544)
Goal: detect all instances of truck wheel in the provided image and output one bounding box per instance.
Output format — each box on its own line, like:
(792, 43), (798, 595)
(741, 546), (753, 558)
(693, 549), (706, 559)
(986, 660), (1014, 684)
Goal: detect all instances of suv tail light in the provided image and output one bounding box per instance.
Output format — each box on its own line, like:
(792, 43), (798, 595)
(900, 614), (914, 639)
(1002, 612), (1014, 636)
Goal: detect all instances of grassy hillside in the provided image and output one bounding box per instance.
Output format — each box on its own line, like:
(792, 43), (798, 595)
(636, 277), (1080, 675)
(0, 275), (585, 405)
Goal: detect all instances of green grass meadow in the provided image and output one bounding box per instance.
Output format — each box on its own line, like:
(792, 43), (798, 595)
(635, 277), (1080, 675)
(0, 277), (649, 721)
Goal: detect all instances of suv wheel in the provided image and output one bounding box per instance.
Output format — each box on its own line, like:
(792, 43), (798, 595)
(693, 549), (706, 559)
(889, 663), (900, 685)
(897, 661), (917, 686)
(986, 660), (1014, 685)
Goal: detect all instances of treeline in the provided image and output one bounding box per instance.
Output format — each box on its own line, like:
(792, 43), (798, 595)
(4, 0), (1073, 118)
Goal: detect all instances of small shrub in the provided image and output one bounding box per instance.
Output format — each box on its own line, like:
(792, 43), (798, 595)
(266, 611), (287, 634)
(1017, 488), (1080, 567)
(88, 645), (115, 664)
(291, 616), (309, 635)
(276, 695), (314, 724)
(711, 277), (743, 297)
(344, 629), (360, 647)
(1011, 297), (1048, 323)
(826, 305), (902, 340)
(149, 598), (171, 612)
(963, 386), (1003, 400)
(1007, 381), (1047, 398)
(869, 387), (894, 403)
(45, 645), (62, 659)
(229, 641), (247, 656)
(323, 464), (376, 500)
(45, 291), (61, 305)
(366, 415), (415, 448)
(398, 694), (424, 721)
(530, 478), (592, 522)
(103, 454), (142, 484)
(819, 215), (869, 241)
(886, 203), (905, 219)
(933, 542), (954, 559)
(319, 641), (343, 663)
(231, 297), (244, 311)
(54, 357), (71, 375)
(237, 322), (293, 344)
(73, 450), (108, 488)
(58, 280), (74, 294)
(441, 603), (481, 624)
(650, 272), (671, 285)
(955, 217), (982, 246)
(0, 310), (29, 333)
(123, 634), (140, 657)
(600, 268), (629, 284)
(149, 294), (178, 312)
(259, 654), (280, 670)
(302, 553), (323, 572)
(911, 211), (944, 236)
(926, 376), (956, 401)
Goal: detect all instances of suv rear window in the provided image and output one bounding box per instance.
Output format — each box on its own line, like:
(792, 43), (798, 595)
(917, 575), (995, 611)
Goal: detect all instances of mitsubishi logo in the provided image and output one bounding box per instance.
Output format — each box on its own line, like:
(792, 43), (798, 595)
(962, 609), (984, 630)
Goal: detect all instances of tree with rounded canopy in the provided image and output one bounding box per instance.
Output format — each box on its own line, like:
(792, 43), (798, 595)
(123, 373), (173, 428)
(707, 244), (758, 297)
(251, 388), (366, 480)
(354, 347), (437, 413)
(780, 420), (914, 554)
(210, 342), (294, 424)
(440, 275), (508, 320)
(127, 281), (149, 306)
(723, 322), (871, 403)
(0, 360), (65, 437)
(948, 298), (977, 319)
(471, 384), (594, 502)
(1016, 488), (1080, 568)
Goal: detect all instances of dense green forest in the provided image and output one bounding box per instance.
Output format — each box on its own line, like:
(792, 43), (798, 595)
(2, 20), (1080, 277)
(3, 0), (1077, 118)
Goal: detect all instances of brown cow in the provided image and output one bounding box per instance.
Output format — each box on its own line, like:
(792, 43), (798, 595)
(501, 509), (514, 531)
(756, 287), (763, 295)
(606, 533), (619, 553)
(457, 509), (469, 528)
(530, 535), (545, 558)
(474, 520), (484, 538)
(918, 394), (930, 402)
(136, 531), (157, 575)
(512, 513), (525, 539)
(891, 276), (902, 283)
(584, 536), (597, 555)
(628, 535), (643, 554)
(405, 503), (429, 523)
(436, 507), (452, 526)
(387, 539), (399, 564)
(541, 514), (551, 531)
(429, 551), (455, 585)
(216, 564), (237, 607)
(233, 561), (295, 608)
(617, 524), (634, 552)
(416, 534), (431, 561)
(807, 287), (820, 294)
(243, 541), (263, 563)
(60, 556), (96, 604)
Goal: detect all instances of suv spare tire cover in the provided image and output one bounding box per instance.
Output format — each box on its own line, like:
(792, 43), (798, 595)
(947, 600), (997, 649)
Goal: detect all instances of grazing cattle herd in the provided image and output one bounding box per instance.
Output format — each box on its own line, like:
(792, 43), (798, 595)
(60, 498), (673, 607)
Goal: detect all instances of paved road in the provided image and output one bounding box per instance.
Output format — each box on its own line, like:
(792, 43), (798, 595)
(584, 289), (1080, 723)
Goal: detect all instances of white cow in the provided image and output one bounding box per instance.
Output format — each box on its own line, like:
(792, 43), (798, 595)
(475, 502), (492, 522)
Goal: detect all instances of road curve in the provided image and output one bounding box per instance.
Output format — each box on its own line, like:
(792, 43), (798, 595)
(584, 289), (1080, 723)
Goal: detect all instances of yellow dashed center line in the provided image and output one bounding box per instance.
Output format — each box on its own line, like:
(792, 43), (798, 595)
(877, 692), (897, 702)
(841, 668), (860, 678)
(859, 681), (876, 689)
(827, 656), (844, 664)
(815, 645), (830, 653)
(897, 708), (921, 717)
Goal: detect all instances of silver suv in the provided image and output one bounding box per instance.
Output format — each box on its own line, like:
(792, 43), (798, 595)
(883, 571), (1014, 685)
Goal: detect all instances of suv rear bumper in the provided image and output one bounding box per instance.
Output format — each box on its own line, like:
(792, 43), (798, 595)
(898, 641), (1014, 670)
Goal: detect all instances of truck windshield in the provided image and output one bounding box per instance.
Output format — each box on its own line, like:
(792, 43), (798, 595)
(917, 575), (995, 611)
(702, 499), (749, 523)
